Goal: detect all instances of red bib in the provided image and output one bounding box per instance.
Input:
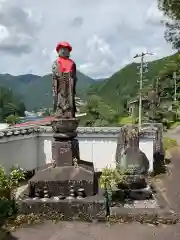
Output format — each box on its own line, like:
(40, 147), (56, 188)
(57, 57), (74, 73)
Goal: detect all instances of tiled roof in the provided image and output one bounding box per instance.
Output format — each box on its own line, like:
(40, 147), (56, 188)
(0, 123), (162, 138)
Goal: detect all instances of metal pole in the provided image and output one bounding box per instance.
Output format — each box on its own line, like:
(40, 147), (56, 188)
(134, 52), (154, 129)
(173, 72), (177, 102)
(138, 53), (144, 130)
(173, 72), (177, 120)
(0, 87), (2, 123)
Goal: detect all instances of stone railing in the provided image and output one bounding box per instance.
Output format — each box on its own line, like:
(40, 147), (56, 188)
(0, 124), (164, 173)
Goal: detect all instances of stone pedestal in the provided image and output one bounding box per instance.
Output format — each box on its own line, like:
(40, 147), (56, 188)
(22, 116), (100, 219)
(51, 118), (79, 166)
(52, 140), (73, 166)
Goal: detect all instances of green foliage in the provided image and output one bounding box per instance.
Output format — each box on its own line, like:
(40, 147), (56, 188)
(0, 166), (25, 194)
(80, 95), (120, 127)
(0, 166), (25, 225)
(99, 167), (117, 190)
(119, 116), (133, 125)
(163, 137), (178, 151)
(0, 72), (95, 111)
(87, 53), (179, 116)
(171, 121), (180, 128)
(158, 0), (180, 49)
(150, 54), (180, 127)
(0, 200), (17, 219)
(0, 86), (26, 122)
(158, 55), (180, 100)
(5, 115), (20, 124)
(99, 165), (136, 190)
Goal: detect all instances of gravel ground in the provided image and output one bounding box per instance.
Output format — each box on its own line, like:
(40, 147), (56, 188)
(4, 221), (180, 240)
(123, 199), (158, 208)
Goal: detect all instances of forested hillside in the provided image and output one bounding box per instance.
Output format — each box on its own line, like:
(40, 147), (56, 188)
(0, 71), (95, 110)
(87, 53), (178, 114)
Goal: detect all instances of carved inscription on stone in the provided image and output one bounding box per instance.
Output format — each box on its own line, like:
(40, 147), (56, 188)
(52, 141), (73, 166)
(59, 147), (68, 155)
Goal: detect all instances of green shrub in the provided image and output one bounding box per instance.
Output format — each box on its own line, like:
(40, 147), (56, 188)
(5, 115), (20, 124)
(0, 166), (25, 224)
(99, 165), (137, 190)
(0, 200), (17, 219)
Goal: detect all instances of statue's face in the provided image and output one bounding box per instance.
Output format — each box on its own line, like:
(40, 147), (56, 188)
(58, 47), (70, 58)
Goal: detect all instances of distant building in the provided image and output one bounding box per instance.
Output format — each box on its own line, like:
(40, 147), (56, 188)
(128, 98), (149, 119)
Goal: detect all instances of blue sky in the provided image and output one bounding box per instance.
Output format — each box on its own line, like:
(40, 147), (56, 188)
(0, 0), (174, 78)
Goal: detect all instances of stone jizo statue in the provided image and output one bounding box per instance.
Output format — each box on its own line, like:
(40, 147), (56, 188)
(52, 41), (77, 119)
(116, 125), (149, 175)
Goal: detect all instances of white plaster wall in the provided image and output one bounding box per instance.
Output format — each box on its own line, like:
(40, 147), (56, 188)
(79, 138), (117, 171)
(0, 136), (38, 172)
(37, 135), (117, 171)
(0, 133), (155, 173)
(139, 138), (154, 172)
(37, 135), (53, 168)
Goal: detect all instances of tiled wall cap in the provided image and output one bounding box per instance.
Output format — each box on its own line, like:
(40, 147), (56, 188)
(0, 124), (162, 138)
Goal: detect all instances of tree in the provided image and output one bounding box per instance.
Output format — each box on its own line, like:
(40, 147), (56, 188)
(81, 95), (120, 127)
(16, 102), (26, 117)
(157, 54), (180, 101)
(0, 87), (26, 122)
(158, 0), (180, 49)
(5, 115), (20, 124)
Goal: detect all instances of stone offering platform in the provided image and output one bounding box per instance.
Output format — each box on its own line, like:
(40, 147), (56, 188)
(17, 181), (177, 224)
(14, 122), (176, 224)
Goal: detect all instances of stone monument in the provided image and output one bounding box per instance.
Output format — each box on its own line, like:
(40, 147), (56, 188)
(115, 125), (151, 199)
(19, 42), (105, 220)
(51, 41), (79, 166)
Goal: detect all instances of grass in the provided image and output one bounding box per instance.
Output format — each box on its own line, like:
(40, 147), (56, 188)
(118, 116), (133, 125)
(163, 137), (178, 151)
(163, 137), (179, 162)
(170, 121), (180, 128)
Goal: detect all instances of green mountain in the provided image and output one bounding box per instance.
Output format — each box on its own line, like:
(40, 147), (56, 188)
(0, 53), (178, 113)
(88, 53), (178, 113)
(0, 71), (95, 110)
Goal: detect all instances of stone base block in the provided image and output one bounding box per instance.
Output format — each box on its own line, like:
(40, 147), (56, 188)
(29, 166), (96, 197)
(51, 118), (79, 133)
(52, 139), (79, 166)
(110, 207), (177, 224)
(18, 195), (106, 221)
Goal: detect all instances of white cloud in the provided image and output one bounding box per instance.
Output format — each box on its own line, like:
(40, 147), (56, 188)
(0, 25), (9, 43)
(0, 0), (174, 78)
(146, 2), (164, 23)
(79, 35), (116, 77)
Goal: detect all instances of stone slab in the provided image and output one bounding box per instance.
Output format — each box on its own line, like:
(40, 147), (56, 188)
(29, 166), (96, 197)
(52, 140), (73, 166)
(18, 195), (106, 221)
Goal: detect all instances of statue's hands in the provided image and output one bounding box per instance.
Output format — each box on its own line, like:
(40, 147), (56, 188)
(70, 78), (74, 87)
(52, 87), (57, 96)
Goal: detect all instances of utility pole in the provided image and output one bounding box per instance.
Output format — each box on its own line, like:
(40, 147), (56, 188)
(173, 71), (177, 120)
(173, 71), (177, 102)
(134, 52), (154, 130)
(0, 87), (2, 123)
(156, 76), (160, 107)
